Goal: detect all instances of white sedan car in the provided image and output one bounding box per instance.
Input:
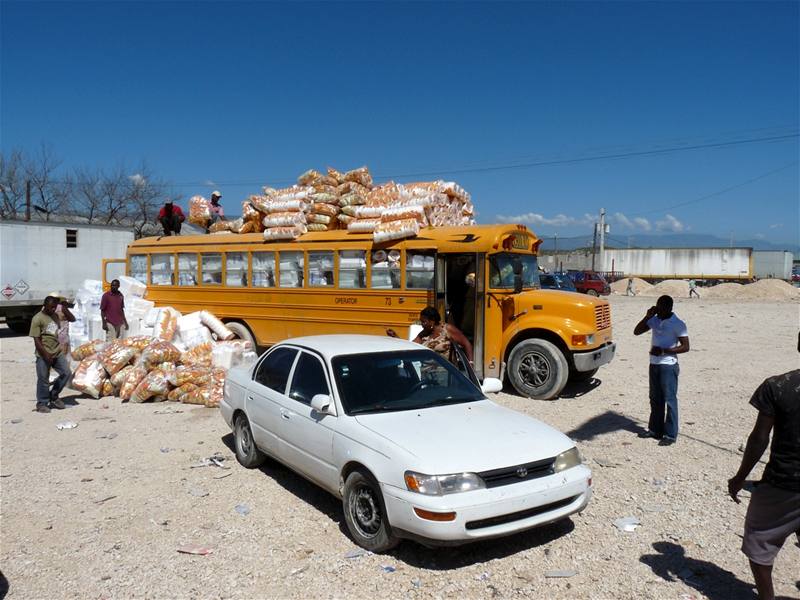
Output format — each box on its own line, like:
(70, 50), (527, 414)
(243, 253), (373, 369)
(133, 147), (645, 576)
(220, 335), (592, 551)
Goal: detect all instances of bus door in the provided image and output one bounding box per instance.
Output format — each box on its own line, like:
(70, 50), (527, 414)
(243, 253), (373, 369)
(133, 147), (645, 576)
(436, 253), (485, 379)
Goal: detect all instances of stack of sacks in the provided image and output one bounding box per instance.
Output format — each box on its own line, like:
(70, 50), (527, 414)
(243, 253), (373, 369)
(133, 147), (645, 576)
(188, 195), (212, 227)
(298, 168), (344, 232)
(398, 180), (474, 227)
(67, 309), (257, 408)
(253, 185), (312, 240)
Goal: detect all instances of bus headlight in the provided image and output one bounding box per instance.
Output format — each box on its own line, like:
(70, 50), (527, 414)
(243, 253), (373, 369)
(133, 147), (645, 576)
(571, 334), (595, 347)
(404, 471), (485, 495)
(553, 447), (582, 473)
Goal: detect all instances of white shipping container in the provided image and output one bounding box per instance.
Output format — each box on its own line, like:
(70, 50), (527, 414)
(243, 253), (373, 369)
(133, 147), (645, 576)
(752, 251), (793, 280)
(601, 248), (752, 280)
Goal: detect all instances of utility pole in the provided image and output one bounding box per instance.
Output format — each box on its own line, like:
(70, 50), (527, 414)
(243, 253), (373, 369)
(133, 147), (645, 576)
(598, 208), (606, 273)
(591, 223), (598, 271)
(554, 233), (558, 273)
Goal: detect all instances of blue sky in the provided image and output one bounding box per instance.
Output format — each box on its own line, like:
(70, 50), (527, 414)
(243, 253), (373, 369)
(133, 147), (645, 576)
(2, 1), (798, 244)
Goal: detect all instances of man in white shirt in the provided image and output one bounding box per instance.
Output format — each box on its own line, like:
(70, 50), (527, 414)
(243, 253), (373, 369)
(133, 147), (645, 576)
(633, 295), (690, 446)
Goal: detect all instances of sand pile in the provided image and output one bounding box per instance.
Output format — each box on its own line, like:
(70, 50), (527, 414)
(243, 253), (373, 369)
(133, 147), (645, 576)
(701, 282), (744, 299)
(739, 279), (800, 301)
(610, 277), (652, 295)
(640, 280), (689, 298)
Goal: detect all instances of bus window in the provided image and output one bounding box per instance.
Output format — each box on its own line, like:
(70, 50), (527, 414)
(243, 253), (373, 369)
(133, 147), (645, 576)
(406, 251), (435, 289)
(252, 251), (276, 288)
(150, 254), (174, 286)
(279, 251), (304, 288)
(178, 253), (198, 286)
(201, 253), (223, 285)
(130, 254), (147, 283)
(370, 250), (400, 289)
(489, 253), (539, 289)
(226, 252), (248, 287)
(308, 251), (334, 287)
(339, 250), (366, 289)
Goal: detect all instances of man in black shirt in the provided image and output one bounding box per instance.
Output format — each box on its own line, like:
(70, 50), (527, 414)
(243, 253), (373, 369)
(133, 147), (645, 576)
(728, 332), (800, 600)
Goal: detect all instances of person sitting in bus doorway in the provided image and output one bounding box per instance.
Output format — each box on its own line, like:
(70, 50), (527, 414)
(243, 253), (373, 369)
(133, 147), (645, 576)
(100, 279), (129, 341)
(158, 200), (185, 236)
(386, 306), (473, 366)
(30, 295), (75, 413)
(206, 191), (224, 231)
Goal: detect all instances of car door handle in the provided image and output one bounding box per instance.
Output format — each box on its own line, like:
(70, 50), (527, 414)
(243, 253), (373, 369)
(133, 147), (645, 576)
(247, 396), (253, 401)
(280, 409), (291, 420)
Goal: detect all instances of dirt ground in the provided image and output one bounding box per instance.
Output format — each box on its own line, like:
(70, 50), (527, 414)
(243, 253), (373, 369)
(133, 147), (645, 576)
(1, 296), (799, 599)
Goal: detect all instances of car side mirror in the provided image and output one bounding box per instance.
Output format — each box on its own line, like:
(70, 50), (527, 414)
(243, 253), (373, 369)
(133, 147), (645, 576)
(311, 394), (335, 416)
(480, 378), (503, 394)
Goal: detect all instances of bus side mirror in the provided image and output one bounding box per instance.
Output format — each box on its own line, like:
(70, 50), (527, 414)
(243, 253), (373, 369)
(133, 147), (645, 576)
(512, 256), (523, 294)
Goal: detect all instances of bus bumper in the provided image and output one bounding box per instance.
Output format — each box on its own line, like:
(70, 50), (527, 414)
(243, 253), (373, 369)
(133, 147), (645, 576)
(573, 342), (616, 371)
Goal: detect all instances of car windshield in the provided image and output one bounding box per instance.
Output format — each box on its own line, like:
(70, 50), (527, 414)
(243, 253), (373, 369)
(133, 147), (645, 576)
(332, 350), (485, 415)
(488, 253), (539, 289)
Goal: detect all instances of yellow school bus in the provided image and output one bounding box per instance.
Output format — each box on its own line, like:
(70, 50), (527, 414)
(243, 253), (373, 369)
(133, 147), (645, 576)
(108, 224), (615, 399)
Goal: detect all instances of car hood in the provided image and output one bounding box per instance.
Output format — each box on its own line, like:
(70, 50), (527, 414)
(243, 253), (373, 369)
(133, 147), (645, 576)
(354, 400), (574, 473)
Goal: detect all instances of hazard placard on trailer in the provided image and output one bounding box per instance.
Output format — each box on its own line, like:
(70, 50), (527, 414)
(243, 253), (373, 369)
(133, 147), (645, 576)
(1, 285), (15, 299)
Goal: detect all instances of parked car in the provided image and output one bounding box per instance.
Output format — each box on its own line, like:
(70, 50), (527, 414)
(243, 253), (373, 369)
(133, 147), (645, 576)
(567, 270), (611, 296)
(220, 335), (592, 551)
(539, 272), (577, 292)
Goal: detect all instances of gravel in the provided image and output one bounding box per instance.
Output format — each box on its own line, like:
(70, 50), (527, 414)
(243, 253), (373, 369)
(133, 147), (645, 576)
(2, 297), (799, 599)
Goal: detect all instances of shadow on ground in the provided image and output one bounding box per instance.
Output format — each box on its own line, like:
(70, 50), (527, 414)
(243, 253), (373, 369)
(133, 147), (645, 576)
(566, 410), (646, 442)
(221, 433), (578, 568)
(0, 325), (24, 339)
(0, 570), (8, 600)
(559, 377), (602, 399)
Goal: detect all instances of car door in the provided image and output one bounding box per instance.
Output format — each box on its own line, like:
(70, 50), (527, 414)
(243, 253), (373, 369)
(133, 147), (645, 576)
(274, 350), (338, 492)
(247, 346), (299, 457)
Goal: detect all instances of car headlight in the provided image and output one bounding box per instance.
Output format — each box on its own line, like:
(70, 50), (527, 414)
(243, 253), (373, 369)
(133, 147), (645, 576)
(404, 471), (485, 495)
(553, 447), (582, 473)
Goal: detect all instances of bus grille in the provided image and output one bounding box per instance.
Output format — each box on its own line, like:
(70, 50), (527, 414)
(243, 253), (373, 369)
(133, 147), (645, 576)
(594, 304), (611, 330)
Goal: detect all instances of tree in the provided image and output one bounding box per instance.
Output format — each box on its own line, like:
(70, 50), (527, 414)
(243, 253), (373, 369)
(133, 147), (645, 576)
(24, 142), (67, 220)
(0, 149), (27, 218)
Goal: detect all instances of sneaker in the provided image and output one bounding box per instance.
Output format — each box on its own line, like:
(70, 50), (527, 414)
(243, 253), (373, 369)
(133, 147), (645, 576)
(638, 430), (658, 439)
(659, 436), (676, 446)
(36, 404), (51, 413)
(49, 398), (66, 410)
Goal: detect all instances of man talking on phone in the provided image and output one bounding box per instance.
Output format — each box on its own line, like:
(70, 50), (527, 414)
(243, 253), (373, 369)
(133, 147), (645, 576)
(633, 294), (690, 446)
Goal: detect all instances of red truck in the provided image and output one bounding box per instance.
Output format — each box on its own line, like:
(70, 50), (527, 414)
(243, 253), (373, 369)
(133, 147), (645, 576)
(567, 270), (611, 296)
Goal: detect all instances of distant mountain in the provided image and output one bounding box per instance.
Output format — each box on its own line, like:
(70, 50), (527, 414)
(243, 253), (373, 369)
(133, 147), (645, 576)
(538, 232), (799, 255)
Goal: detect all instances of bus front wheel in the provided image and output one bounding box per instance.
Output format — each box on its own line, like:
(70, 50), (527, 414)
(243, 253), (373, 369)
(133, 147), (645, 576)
(507, 339), (569, 400)
(225, 322), (256, 350)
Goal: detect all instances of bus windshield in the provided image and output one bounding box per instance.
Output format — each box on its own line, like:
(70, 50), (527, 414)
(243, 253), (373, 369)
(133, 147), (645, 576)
(489, 253), (540, 289)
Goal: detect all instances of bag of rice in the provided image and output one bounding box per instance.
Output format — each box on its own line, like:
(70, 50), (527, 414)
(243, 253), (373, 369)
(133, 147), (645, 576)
(209, 220), (231, 233)
(130, 367), (171, 403)
(101, 379), (115, 397)
(347, 218), (381, 233)
(71, 358), (107, 399)
(339, 192), (366, 207)
(154, 307), (180, 341)
(111, 365), (134, 389)
(263, 212), (306, 228)
(121, 336), (153, 351)
(263, 225), (306, 240)
(72, 340), (105, 361)
(100, 345), (138, 375)
(327, 167), (345, 184)
(188, 195), (211, 226)
(168, 365), (211, 387)
(119, 365), (148, 401)
(373, 218), (421, 243)
(167, 382), (198, 402)
(343, 166), (373, 188)
(139, 340), (181, 370)
(297, 169), (323, 186)
(180, 342), (213, 367)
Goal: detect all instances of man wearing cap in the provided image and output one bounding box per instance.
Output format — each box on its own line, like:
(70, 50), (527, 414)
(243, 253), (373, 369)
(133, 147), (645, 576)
(157, 200), (185, 236)
(207, 191), (224, 231)
(100, 279), (128, 341)
(30, 295), (75, 413)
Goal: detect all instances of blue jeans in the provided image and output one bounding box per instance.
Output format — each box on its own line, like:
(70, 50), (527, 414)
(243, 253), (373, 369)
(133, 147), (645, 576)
(36, 354), (71, 406)
(648, 363), (679, 439)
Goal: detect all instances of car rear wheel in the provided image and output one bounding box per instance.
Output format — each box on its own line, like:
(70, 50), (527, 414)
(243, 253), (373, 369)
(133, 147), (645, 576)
(587, 289), (599, 297)
(233, 413), (265, 468)
(507, 339), (569, 400)
(342, 470), (399, 552)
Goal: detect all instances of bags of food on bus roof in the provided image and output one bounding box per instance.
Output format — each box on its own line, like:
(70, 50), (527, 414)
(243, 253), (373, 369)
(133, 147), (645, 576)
(237, 220), (259, 234)
(119, 365), (148, 400)
(100, 344), (138, 375)
(309, 193), (338, 205)
(139, 340), (181, 370)
(297, 169), (323, 186)
(101, 379), (115, 397)
(242, 199), (262, 222)
(327, 166), (345, 183)
(180, 342), (213, 367)
(130, 368), (170, 403)
(311, 203), (339, 217)
(266, 199), (309, 214)
(111, 365), (135, 389)
(263, 225), (307, 240)
(209, 220), (231, 233)
(380, 205), (428, 225)
(307, 223), (335, 232)
(71, 357), (107, 399)
(250, 194), (272, 214)
(199, 311), (235, 340)
(189, 195), (211, 226)
(71, 339), (105, 361)
(343, 166), (373, 188)
(311, 183), (339, 195)
(307, 213), (333, 225)
(337, 181), (370, 197)
(366, 182), (400, 206)
(154, 307), (181, 341)
(347, 218), (381, 233)
(337, 214), (355, 226)
(167, 382), (198, 402)
(373, 218), (421, 243)
(269, 185), (312, 202)
(263, 211), (307, 228)
(338, 192), (366, 207)
(341, 205), (384, 219)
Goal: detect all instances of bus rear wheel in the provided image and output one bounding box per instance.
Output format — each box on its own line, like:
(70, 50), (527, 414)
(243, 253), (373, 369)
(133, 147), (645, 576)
(507, 339), (569, 400)
(225, 322), (256, 349)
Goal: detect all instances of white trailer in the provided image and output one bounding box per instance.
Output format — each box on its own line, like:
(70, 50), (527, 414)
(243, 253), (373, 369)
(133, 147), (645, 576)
(752, 250), (793, 280)
(601, 248), (753, 281)
(0, 220), (133, 333)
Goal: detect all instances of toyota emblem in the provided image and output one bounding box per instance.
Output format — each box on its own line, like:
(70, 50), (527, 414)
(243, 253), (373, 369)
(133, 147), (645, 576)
(516, 466), (528, 478)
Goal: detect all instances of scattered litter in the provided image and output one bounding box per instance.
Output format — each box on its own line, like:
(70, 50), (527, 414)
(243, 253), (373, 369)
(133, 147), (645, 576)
(685, 421), (695, 425)
(411, 578), (422, 589)
(100, 403), (109, 409)
(96, 433), (117, 439)
(177, 545), (213, 556)
(160, 447), (172, 453)
(381, 565), (396, 573)
(545, 569), (578, 578)
(344, 548), (371, 559)
(640, 504), (667, 513)
(189, 487), (209, 498)
(613, 516), (641, 532)
(10, 418), (23, 424)
(290, 565), (308, 576)
(593, 458), (617, 468)
(476, 572), (490, 581)
(235, 504), (251, 516)
(190, 453), (230, 469)
(94, 495), (117, 504)
(80, 477), (93, 482)
(100, 575), (112, 581)
(150, 518), (170, 527)
(104, 542), (122, 553)
(83, 416), (113, 421)
(0, 474), (11, 478)
(44, 524), (53, 530)
(652, 478), (667, 487)
(213, 472), (232, 480)
(154, 408), (184, 415)
(56, 421), (78, 430)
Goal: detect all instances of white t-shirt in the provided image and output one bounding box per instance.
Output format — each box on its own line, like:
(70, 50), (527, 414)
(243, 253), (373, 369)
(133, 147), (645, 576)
(647, 314), (688, 365)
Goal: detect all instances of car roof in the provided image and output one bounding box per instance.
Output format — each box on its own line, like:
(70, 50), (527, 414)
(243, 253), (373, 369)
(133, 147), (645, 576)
(277, 334), (423, 361)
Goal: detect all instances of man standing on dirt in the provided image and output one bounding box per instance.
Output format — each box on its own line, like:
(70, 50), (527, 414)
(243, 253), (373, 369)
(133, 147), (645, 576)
(688, 279), (700, 298)
(728, 332), (800, 600)
(30, 296), (75, 413)
(100, 279), (128, 340)
(626, 278), (636, 296)
(633, 295), (690, 446)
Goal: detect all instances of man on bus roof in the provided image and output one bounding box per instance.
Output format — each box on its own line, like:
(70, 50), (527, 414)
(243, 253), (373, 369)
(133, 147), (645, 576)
(158, 200), (185, 236)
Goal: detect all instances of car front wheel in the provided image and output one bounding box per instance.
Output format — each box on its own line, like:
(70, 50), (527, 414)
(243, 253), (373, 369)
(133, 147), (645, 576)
(233, 413), (265, 468)
(342, 470), (399, 552)
(587, 289), (599, 296)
